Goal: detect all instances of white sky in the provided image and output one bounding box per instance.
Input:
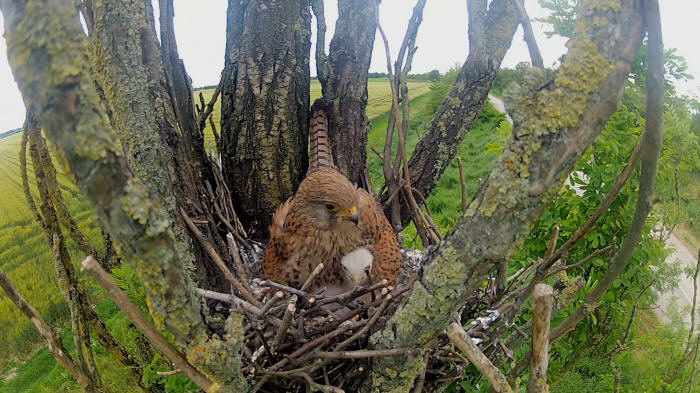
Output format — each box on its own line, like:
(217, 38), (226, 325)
(1, 0), (698, 132)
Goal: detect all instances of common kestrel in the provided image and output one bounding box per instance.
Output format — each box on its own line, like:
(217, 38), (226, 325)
(261, 100), (401, 292)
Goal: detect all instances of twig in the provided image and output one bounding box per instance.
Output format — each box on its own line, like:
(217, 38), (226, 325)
(301, 263), (326, 292)
(81, 257), (214, 391)
(683, 249), (699, 357)
(0, 267), (99, 393)
(156, 369), (182, 377)
(448, 322), (514, 393)
(528, 284), (553, 393)
(195, 288), (283, 328)
(544, 244), (615, 279)
(334, 294), (392, 351)
(314, 348), (416, 359)
(227, 232), (250, 285)
(272, 295), (297, 354)
(180, 208), (260, 306)
(545, 226), (559, 260)
(456, 156), (468, 215)
(260, 280), (314, 299)
(197, 81), (221, 132)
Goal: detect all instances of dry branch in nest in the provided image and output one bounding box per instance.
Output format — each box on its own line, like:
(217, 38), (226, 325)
(201, 250), (421, 392)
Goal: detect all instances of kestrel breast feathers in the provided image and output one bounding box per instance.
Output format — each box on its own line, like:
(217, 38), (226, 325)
(261, 99), (402, 293)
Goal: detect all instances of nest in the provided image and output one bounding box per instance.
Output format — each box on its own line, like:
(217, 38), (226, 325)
(197, 244), (428, 392)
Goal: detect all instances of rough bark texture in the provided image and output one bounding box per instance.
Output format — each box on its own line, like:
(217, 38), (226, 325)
(220, 0), (311, 238)
(383, 0), (520, 225)
(368, 1), (644, 391)
(318, 0), (377, 186)
(0, 1), (248, 390)
(89, 0), (226, 290)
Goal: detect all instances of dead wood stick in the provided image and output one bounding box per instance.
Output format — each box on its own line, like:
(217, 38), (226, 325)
(180, 208), (260, 306)
(260, 280), (314, 299)
(227, 232), (250, 285)
(269, 320), (367, 372)
(528, 284), (553, 393)
(448, 322), (513, 393)
(156, 369), (182, 377)
(301, 263), (326, 292)
(545, 226), (559, 260)
(196, 288), (283, 328)
(314, 348), (417, 359)
(272, 295), (297, 353)
(197, 82), (221, 131)
(314, 280), (389, 307)
(81, 257), (213, 391)
(456, 156), (468, 215)
(260, 291), (285, 316)
(334, 294), (392, 351)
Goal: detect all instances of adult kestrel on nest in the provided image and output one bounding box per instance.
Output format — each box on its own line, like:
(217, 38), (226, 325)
(261, 99), (402, 293)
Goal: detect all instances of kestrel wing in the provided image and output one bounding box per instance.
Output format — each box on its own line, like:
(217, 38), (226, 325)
(358, 190), (401, 283)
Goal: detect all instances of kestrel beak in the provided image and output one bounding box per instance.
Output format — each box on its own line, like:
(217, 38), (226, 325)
(340, 206), (359, 224)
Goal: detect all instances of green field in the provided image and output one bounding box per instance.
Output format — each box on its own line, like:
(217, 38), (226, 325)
(0, 76), (507, 390)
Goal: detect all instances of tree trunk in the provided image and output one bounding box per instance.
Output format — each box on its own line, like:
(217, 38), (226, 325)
(89, 0), (226, 290)
(220, 0), (311, 238)
(382, 0), (520, 226)
(316, 0), (377, 186)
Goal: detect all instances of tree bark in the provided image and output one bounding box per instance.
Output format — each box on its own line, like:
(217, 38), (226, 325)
(0, 1), (248, 390)
(316, 0), (377, 186)
(220, 0), (311, 238)
(383, 0), (520, 225)
(369, 1), (644, 390)
(89, 0), (226, 290)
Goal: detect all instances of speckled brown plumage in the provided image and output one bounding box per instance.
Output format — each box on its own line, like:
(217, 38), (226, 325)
(262, 100), (401, 291)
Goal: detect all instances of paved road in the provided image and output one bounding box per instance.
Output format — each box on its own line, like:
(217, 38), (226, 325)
(488, 93), (699, 327)
(655, 233), (699, 326)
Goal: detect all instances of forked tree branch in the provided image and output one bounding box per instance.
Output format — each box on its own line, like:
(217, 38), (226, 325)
(369, 1), (644, 390)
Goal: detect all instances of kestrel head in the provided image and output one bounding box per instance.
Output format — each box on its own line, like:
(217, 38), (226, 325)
(293, 168), (360, 230)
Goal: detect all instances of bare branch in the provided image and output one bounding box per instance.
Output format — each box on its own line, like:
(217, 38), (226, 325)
(82, 257), (214, 391)
(448, 322), (514, 393)
(511, 0), (545, 74)
(0, 268), (98, 393)
(457, 156), (468, 215)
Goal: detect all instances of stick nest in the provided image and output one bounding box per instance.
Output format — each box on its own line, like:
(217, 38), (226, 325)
(199, 244), (426, 392)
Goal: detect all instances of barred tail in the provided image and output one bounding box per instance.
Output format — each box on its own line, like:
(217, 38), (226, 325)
(308, 98), (335, 170)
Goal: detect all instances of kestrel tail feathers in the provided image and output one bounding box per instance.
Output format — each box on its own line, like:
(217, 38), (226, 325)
(308, 99), (335, 170)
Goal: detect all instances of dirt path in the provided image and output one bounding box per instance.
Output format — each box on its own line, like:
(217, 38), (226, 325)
(488, 93), (699, 327)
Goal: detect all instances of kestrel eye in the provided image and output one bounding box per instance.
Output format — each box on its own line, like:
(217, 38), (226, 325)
(324, 203), (340, 212)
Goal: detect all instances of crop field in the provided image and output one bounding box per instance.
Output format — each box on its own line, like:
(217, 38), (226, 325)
(0, 133), (106, 361)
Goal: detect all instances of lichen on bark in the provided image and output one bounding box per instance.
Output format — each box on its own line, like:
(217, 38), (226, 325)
(369, 0), (643, 391)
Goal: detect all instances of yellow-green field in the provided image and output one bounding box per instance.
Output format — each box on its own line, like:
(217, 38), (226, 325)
(0, 79), (431, 366)
(0, 133), (106, 361)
